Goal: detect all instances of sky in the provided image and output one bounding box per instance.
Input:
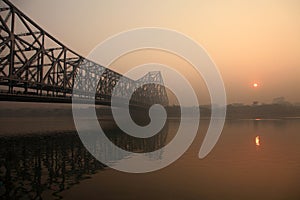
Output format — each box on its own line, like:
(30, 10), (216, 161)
(10, 0), (300, 105)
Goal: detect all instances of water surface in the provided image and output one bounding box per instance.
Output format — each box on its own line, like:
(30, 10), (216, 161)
(0, 119), (299, 199)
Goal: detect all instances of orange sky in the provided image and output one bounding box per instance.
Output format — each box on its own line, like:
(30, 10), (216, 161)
(12, 0), (300, 104)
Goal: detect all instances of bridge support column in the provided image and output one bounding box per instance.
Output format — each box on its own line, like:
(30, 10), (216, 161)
(8, 6), (15, 94)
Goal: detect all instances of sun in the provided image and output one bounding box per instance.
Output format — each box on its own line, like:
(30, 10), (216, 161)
(253, 83), (258, 88)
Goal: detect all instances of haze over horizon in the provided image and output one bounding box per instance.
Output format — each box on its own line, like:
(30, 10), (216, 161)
(9, 0), (300, 105)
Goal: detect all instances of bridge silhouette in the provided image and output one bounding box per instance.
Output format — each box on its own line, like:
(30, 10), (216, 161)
(0, 0), (168, 107)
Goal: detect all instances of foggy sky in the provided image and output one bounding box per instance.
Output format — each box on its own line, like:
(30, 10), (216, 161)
(11, 0), (300, 105)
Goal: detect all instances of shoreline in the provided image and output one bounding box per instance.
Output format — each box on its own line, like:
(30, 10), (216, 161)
(0, 116), (299, 136)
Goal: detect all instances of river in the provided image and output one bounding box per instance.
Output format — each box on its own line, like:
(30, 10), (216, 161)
(0, 118), (299, 199)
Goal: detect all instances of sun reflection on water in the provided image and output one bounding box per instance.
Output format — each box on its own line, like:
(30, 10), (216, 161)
(255, 135), (260, 146)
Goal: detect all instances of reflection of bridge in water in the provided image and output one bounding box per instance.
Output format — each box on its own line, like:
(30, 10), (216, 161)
(0, 124), (169, 199)
(0, 0), (168, 107)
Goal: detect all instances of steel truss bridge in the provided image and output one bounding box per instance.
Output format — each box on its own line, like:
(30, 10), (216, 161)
(0, 0), (168, 107)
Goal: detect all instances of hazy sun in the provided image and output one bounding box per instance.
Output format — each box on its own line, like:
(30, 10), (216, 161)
(253, 83), (258, 88)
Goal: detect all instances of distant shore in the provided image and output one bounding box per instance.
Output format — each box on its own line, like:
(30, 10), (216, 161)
(166, 103), (300, 119)
(0, 103), (299, 135)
